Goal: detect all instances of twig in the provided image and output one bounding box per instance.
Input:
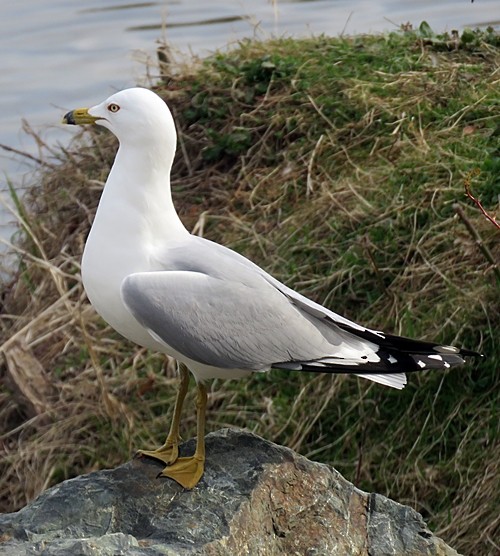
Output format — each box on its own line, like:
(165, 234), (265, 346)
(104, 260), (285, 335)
(0, 143), (48, 167)
(464, 169), (499, 230)
(306, 94), (337, 132)
(453, 203), (500, 282)
(306, 134), (324, 196)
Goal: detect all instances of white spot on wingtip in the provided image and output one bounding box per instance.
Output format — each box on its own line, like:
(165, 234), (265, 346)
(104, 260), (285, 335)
(388, 355), (398, 364)
(435, 345), (459, 354)
(444, 361), (451, 368)
(417, 360), (426, 368)
(428, 354), (443, 361)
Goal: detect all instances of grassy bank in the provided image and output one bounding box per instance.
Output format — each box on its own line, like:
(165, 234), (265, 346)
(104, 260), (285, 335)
(1, 26), (499, 554)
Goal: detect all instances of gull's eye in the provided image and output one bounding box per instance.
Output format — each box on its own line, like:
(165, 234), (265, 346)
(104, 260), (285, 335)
(107, 103), (120, 113)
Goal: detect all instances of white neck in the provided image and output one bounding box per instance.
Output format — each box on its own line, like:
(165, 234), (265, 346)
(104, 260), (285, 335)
(95, 140), (188, 247)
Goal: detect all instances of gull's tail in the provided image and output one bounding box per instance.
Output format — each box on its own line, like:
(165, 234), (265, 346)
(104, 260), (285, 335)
(273, 325), (482, 390)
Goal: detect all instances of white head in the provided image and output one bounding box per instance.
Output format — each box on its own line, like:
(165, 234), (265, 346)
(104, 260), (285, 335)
(63, 87), (177, 152)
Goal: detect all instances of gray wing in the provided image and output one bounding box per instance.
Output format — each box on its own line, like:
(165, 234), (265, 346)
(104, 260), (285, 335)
(120, 269), (368, 370)
(121, 237), (415, 390)
(159, 236), (385, 339)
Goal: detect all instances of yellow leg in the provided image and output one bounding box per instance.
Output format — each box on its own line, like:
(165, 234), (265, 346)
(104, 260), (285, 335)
(137, 362), (190, 465)
(160, 380), (207, 489)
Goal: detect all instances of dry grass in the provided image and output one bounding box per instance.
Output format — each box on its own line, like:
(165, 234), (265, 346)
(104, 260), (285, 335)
(1, 27), (499, 554)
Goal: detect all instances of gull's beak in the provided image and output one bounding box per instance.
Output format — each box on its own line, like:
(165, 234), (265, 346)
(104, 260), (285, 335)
(62, 107), (101, 125)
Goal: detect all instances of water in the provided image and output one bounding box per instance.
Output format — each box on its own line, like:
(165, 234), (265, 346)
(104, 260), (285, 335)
(0, 0), (498, 271)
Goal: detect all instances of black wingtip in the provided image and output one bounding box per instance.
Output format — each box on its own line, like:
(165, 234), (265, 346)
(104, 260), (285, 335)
(336, 323), (483, 360)
(459, 348), (483, 358)
(433, 344), (483, 358)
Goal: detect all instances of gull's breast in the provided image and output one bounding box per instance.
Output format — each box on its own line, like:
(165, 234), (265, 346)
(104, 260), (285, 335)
(81, 224), (165, 351)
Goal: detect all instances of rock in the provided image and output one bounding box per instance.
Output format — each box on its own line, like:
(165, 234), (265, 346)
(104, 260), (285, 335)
(0, 429), (459, 556)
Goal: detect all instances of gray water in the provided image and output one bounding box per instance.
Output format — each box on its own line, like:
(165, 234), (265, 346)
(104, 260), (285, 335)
(0, 0), (498, 272)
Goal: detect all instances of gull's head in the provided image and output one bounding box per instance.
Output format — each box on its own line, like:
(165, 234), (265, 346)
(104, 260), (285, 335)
(62, 87), (176, 149)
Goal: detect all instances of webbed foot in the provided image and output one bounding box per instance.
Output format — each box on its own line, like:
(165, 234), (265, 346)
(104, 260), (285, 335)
(159, 455), (205, 489)
(137, 439), (180, 466)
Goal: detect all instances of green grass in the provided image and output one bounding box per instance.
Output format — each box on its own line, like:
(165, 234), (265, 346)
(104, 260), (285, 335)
(1, 27), (498, 555)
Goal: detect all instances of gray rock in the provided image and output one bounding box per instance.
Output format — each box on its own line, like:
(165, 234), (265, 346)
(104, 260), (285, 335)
(0, 428), (459, 555)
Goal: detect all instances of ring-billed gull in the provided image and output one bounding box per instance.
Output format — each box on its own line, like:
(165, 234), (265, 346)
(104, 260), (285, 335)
(63, 87), (480, 489)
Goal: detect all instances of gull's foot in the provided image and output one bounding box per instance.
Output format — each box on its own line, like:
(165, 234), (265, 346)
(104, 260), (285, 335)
(159, 455), (205, 489)
(136, 441), (179, 466)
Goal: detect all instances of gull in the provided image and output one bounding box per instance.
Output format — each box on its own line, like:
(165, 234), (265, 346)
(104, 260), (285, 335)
(62, 87), (480, 489)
